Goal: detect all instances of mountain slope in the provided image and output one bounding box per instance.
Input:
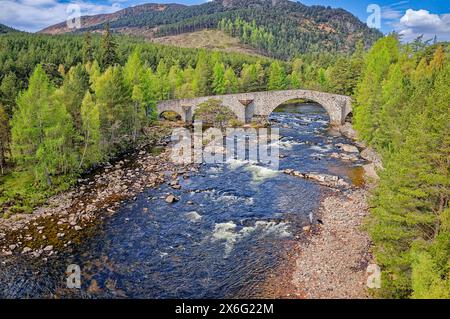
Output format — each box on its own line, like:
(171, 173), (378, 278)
(40, 3), (186, 34)
(40, 0), (382, 59)
(151, 29), (265, 57)
(0, 23), (19, 34)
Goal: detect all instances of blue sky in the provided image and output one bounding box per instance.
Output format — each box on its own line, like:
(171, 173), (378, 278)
(0, 0), (449, 41)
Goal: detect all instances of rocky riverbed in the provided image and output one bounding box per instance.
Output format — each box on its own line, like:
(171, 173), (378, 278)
(0, 103), (381, 299)
(0, 124), (196, 260)
(258, 122), (380, 299)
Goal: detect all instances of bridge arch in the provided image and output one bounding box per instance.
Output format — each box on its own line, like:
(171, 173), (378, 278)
(157, 104), (193, 123)
(254, 90), (351, 126)
(269, 98), (330, 119)
(159, 110), (182, 121)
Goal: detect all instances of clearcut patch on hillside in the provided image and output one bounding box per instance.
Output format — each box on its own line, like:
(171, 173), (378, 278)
(151, 29), (266, 58)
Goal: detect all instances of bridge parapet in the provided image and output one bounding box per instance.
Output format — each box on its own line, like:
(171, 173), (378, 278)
(157, 89), (352, 126)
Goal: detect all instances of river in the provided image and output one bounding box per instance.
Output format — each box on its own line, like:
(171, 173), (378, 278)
(0, 102), (366, 298)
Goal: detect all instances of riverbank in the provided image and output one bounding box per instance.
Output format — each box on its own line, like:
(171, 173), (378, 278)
(0, 123), (195, 258)
(257, 123), (378, 299)
(291, 188), (372, 298)
(255, 188), (372, 299)
(289, 124), (379, 299)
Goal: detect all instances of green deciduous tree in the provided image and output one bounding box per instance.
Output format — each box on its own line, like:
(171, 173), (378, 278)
(223, 67), (238, 94)
(93, 66), (132, 154)
(79, 92), (101, 169)
(11, 65), (77, 186)
(268, 61), (286, 90)
(212, 62), (226, 95)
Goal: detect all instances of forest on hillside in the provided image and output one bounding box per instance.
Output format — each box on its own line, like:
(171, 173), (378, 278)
(153, 2), (382, 59)
(44, 0), (381, 59)
(0, 24), (448, 299)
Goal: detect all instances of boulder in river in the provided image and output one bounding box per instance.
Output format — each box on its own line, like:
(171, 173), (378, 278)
(284, 169), (349, 188)
(363, 163), (380, 181)
(339, 123), (357, 139)
(361, 148), (383, 167)
(165, 194), (179, 203)
(337, 143), (359, 153)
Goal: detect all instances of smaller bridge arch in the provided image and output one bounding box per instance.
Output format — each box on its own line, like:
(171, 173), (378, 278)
(157, 104), (193, 123)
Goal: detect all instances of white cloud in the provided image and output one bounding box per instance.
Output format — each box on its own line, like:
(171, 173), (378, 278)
(395, 9), (450, 42)
(381, 7), (403, 20)
(0, 0), (122, 32)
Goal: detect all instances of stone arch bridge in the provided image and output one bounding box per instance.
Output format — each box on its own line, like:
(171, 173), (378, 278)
(157, 89), (352, 126)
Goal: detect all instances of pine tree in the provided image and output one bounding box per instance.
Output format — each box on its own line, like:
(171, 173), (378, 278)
(99, 23), (118, 70)
(57, 64), (90, 131)
(367, 45), (450, 299)
(289, 71), (301, 89)
(0, 72), (18, 117)
(0, 105), (10, 174)
(87, 60), (102, 87)
(123, 48), (148, 139)
(11, 65), (53, 169)
(289, 58), (303, 89)
(141, 68), (159, 117)
(36, 95), (77, 184)
(429, 45), (445, 73)
(82, 32), (94, 65)
(155, 59), (170, 100)
(240, 63), (262, 92)
(167, 64), (183, 99)
(354, 36), (399, 143)
(176, 66), (196, 99)
(328, 57), (351, 94)
(123, 48), (144, 87)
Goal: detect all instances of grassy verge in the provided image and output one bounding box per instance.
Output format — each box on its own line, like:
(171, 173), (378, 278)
(0, 170), (74, 217)
(1, 122), (174, 219)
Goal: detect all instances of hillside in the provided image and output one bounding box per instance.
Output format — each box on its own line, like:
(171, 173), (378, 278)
(40, 3), (186, 35)
(0, 23), (19, 34)
(40, 0), (382, 59)
(150, 29), (265, 57)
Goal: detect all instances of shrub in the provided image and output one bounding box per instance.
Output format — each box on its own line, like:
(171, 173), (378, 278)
(194, 99), (237, 127)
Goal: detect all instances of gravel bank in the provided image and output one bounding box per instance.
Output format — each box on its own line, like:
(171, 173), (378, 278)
(292, 188), (372, 298)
